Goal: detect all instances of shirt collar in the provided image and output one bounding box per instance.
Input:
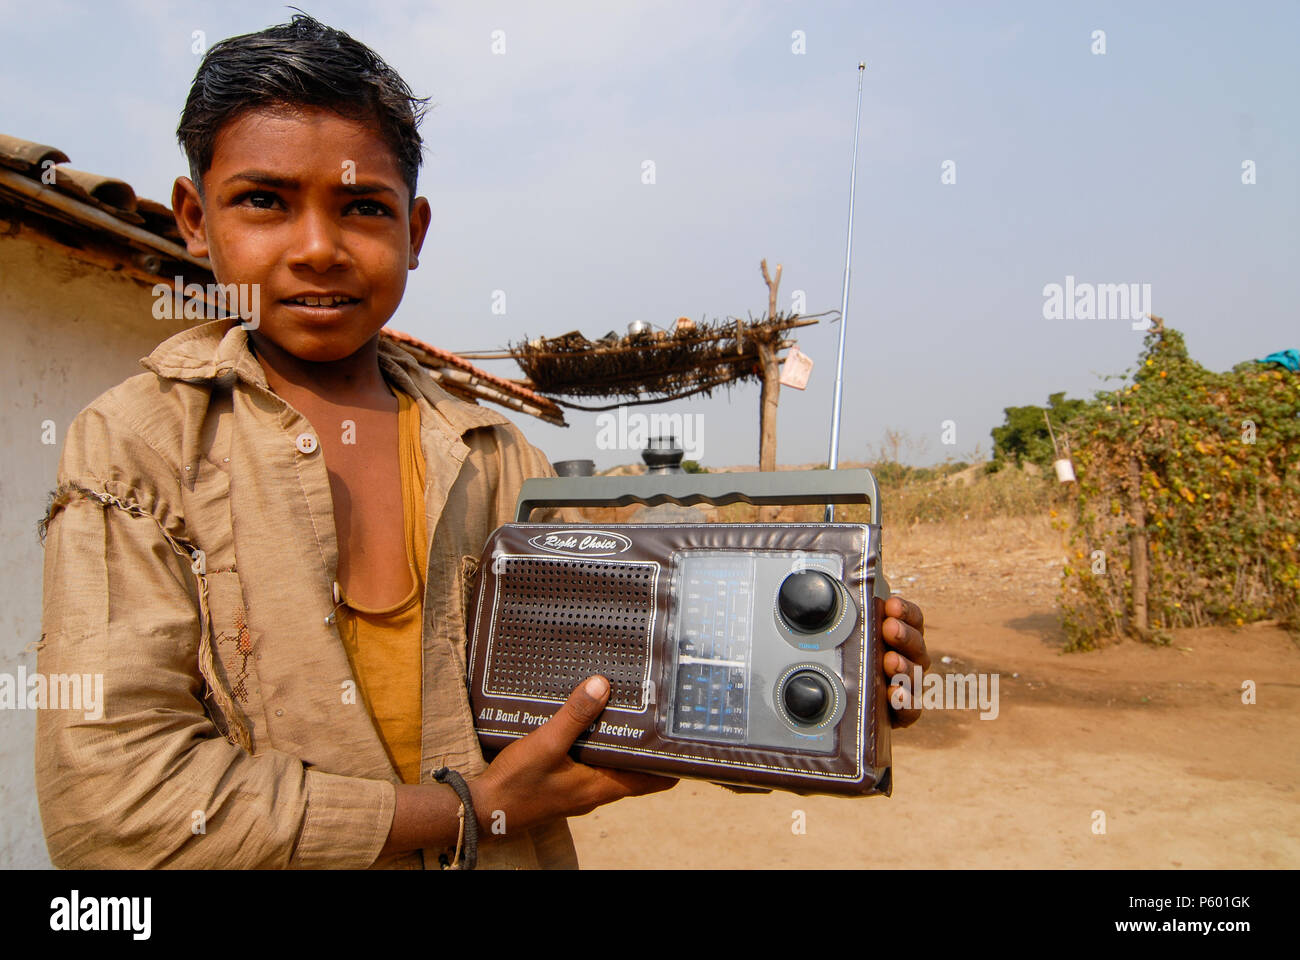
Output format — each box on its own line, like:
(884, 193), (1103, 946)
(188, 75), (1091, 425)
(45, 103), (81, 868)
(140, 319), (513, 436)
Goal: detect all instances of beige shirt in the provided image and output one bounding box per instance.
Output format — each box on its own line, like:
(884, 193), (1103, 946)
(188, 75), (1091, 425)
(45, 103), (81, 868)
(36, 318), (577, 869)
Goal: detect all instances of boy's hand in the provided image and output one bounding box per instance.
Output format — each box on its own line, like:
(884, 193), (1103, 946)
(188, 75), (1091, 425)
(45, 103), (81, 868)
(471, 676), (676, 834)
(882, 595), (930, 728)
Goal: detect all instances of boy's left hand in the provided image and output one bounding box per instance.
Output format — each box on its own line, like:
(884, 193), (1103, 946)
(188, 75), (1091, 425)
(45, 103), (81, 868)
(882, 595), (929, 728)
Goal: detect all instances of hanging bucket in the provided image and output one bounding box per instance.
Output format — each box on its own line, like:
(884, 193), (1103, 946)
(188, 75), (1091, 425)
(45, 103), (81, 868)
(1054, 458), (1076, 483)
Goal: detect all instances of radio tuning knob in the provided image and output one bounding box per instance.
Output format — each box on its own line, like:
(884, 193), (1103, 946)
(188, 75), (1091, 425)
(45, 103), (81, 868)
(778, 570), (839, 633)
(783, 672), (830, 723)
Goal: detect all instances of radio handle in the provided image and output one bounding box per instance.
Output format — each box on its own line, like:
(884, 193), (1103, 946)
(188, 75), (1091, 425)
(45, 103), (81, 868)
(514, 468), (881, 525)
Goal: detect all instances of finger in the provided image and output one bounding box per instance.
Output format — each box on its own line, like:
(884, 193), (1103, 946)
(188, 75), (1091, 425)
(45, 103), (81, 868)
(882, 650), (914, 678)
(883, 615), (929, 669)
(886, 681), (922, 729)
(891, 705), (923, 729)
(574, 764), (677, 803)
(885, 595), (924, 632)
(534, 675), (610, 753)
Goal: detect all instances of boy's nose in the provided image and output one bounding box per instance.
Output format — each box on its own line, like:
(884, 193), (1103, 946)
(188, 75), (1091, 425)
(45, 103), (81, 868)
(287, 207), (350, 273)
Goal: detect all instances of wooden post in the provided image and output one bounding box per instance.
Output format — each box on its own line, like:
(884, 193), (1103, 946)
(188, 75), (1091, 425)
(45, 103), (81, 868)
(758, 259), (783, 473)
(762, 258), (782, 326)
(1127, 457), (1150, 639)
(756, 338), (781, 522)
(757, 338), (780, 473)
(758, 259), (783, 521)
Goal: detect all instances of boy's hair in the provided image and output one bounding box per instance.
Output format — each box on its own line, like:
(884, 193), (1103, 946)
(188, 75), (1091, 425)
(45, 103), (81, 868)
(177, 12), (429, 203)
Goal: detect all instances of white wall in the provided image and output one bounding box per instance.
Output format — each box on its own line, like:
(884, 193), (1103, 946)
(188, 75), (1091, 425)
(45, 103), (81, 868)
(0, 233), (190, 868)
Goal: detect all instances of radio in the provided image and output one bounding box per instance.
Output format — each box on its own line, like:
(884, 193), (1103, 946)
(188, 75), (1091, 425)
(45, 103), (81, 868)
(466, 470), (892, 797)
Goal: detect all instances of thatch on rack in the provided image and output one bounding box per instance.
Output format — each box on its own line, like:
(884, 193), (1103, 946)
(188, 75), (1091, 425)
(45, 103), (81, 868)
(509, 312), (825, 411)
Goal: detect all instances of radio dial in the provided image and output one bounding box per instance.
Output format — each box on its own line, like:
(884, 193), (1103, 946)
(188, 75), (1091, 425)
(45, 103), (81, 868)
(778, 570), (839, 633)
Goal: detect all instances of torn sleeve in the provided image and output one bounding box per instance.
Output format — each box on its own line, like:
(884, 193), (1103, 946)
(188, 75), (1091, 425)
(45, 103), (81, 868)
(35, 410), (394, 869)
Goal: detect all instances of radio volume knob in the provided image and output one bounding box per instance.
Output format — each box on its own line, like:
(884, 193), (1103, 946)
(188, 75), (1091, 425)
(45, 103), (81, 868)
(778, 570), (839, 633)
(783, 672), (831, 723)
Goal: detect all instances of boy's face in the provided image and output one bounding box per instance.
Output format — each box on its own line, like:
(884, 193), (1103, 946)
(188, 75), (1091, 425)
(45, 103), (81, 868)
(172, 105), (431, 364)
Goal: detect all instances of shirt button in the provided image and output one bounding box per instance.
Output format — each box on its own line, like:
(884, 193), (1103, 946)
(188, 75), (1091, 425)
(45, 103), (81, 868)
(275, 709), (284, 717)
(295, 433), (318, 454)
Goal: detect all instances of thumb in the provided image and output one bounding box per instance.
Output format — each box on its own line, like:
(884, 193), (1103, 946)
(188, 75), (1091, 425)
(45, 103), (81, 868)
(536, 675), (610, 751)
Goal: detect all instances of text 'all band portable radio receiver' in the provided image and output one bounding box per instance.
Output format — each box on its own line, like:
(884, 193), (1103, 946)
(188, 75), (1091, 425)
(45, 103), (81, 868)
(466, 470), (892, 797)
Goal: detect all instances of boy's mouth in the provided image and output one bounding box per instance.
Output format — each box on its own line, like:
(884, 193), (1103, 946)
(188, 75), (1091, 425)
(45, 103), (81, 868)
(281, 294), (362, 308)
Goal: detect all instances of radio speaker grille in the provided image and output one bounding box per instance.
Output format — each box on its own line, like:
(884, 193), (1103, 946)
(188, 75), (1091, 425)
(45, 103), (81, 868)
(485, 557), (656, 709)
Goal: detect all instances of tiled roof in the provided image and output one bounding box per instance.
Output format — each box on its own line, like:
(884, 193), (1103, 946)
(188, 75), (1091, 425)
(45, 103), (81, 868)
(0, 132), (564, 425)
(0, 133), (207, 278)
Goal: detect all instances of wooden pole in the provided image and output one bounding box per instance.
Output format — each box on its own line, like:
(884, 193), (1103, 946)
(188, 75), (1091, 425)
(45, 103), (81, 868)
(758, 260), (783, 521)
(762, 259), (782, 326)
(1044, 409), (1060, 458)
(1127, 457), (1150, 639)
(757, 339), (781, 473)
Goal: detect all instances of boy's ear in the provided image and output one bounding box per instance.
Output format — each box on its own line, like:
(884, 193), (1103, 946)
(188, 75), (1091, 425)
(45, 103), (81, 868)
(407, 196), (432, 269)
(171, 176), (210, 259)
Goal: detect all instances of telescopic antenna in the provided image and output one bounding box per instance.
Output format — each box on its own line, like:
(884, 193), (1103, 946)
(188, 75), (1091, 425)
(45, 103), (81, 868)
(825, 61), (866, 522)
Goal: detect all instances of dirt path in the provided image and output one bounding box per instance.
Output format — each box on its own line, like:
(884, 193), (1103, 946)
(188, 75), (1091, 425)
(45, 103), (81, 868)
(567, 518), (1300, 868)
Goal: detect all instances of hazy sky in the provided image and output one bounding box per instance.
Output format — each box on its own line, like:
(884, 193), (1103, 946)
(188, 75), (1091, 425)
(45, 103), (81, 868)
(3, 0), (1295, 468)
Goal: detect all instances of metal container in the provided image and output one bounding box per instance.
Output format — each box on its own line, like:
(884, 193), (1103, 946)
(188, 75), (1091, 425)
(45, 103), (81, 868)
(642, 435), (685, 474)
(552, 459), (596, 477)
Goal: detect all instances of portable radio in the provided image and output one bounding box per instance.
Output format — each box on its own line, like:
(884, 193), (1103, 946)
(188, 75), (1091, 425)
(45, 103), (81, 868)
(466, 470), (891, 796)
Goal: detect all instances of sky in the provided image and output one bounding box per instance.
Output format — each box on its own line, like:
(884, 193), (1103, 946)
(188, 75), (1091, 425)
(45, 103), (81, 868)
(2, 0), (1295, 469)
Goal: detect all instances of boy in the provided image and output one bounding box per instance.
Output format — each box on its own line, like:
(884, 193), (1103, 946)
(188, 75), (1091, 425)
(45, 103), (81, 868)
(35, 14), (929, 869)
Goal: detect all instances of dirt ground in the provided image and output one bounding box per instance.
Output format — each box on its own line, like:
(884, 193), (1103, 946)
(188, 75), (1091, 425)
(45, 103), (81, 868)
(567, 516), (1300, 868)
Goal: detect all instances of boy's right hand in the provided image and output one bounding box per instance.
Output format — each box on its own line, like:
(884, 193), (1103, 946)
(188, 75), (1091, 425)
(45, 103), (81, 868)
(470, 675), (676, 833)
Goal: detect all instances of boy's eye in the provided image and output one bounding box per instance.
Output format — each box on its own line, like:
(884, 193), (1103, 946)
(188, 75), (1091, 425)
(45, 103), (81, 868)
(234, 191), (281, 210)
(347, 199), (393, 217)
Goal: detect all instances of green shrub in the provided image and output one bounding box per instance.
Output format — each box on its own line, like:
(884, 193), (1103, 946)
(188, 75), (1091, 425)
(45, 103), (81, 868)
(1058, 323), (1300, 649)
(992, 393), (1089, 468)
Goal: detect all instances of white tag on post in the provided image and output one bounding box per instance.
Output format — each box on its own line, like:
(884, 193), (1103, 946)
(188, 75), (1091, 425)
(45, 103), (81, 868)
(779, 346), (813, 389)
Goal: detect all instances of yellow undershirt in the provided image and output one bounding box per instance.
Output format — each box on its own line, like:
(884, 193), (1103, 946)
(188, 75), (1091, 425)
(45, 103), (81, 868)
(336, 387), (426, 785)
